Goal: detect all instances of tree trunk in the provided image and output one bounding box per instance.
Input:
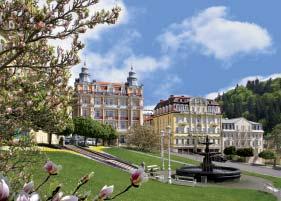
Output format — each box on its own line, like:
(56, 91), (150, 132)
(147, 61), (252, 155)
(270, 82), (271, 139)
(95, 138), (98, 146)
(84, 136), (87, 146)
(48, 133), (52, 145)
(273, 158), (277, 168)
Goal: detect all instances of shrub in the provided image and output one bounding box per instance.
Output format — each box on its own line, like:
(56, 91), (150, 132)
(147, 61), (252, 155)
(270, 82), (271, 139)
(258, 150), (276, 160)
(223, 146), (236, 155)
(236, 148), (254, 157)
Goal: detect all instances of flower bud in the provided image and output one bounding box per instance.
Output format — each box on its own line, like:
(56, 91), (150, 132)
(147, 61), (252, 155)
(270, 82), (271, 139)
(98, 185), (114, 200)
(44, 161), (62, 175)
(23, 181), (34, 194)
(0, 179), (9, 201)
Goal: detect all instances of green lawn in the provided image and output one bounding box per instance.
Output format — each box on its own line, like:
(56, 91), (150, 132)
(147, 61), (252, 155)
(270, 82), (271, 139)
(30, 152), (277, 201)
(103, 147), (199, 170)
(104, 147), (281, 190)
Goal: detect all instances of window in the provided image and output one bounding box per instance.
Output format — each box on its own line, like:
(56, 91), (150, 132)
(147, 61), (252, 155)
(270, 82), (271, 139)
(95, 98), (101, 105)
(83, 85), (88, 91)
(105, 110), (114, 117)
(133, 111), (138, 117)
(82, 97), (89, 104)
(82, 108), (88, 117)
(132, 99), (139, 106)
(182, 139), (184, 145)
(120, 98), (127, 106)
(105, 98), (114, 105)
(120, 121), (127, 129)
(176, 139), (179, 145)
(94, 109), (101, 118)
(120, 110), (127, 118)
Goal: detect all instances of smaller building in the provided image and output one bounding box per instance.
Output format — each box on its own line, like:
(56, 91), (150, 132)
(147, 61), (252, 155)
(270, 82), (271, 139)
(143, 109), (154, 126)
(222, 117), (263, 156)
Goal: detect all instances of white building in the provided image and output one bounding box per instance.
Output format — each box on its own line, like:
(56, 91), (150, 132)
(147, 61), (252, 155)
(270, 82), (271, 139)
(222, 117), (264, 156)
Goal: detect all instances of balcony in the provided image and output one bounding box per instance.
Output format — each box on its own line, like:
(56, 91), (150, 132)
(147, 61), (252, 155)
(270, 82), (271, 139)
(94, 116), (103, 120)
(105, 116), (115, 120)
(120, 117), (128, 120)
(133, 117), (140, 121)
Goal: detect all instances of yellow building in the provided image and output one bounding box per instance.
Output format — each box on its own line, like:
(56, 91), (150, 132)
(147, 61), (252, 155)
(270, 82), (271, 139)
(73, 64), (144, 143)
(153, 95), (222, 153)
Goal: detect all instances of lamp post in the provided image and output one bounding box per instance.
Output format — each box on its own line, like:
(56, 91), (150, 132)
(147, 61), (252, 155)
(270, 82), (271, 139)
(160, 130), (165, 171)
(166, 125), (172, 184)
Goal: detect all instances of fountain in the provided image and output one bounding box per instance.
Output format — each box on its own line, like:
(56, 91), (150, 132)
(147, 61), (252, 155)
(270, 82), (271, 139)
(175, 136), (241, 182)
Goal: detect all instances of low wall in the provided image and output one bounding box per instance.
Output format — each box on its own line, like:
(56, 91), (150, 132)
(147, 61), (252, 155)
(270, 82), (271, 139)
(31, 130), (60, 144)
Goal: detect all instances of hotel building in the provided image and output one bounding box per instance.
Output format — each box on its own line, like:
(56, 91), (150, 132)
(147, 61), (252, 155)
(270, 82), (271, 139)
(222, 117), (264, 154)
(153, 95), (222, 153)
(73, 64), (144, 143)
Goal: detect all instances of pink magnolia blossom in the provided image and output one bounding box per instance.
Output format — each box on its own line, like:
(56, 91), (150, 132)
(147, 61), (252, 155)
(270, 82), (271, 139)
(44, 161), (61, 175)
(5, 107), (12, 114)
(16, 192), (39, 201)
(36, 21), (45, 29)
(0, 179), (9, 201)
(52, 192), (63, 201)
(60, 195), (78, 201)
(130, 168), (148, 187)
(26, 101), (33, 107)
(98, 185), (114, 200)
(23, 181), (34, 194)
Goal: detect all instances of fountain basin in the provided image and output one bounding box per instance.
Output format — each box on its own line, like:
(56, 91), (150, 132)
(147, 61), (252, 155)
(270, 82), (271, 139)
(176, 165), (241, 182)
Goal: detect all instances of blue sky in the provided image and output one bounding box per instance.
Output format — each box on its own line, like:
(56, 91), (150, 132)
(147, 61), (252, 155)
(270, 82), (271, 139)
(72, 0), (281, 109)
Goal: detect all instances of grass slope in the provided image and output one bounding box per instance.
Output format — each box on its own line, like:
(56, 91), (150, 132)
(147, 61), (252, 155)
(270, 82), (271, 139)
(103, 147), (198, 170)
(31, 152), (276, 201)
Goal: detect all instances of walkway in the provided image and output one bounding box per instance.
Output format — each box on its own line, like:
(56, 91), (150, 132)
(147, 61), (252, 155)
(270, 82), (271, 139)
(172, 152), (281, 178)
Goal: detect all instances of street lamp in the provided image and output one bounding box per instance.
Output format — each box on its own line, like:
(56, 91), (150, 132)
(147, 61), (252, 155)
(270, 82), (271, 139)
(160, 130), (165, 171)
(166, 125), (172, 184)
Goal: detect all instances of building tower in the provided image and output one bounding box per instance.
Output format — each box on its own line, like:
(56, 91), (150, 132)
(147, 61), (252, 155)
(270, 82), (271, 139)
(79, 62), (90, 83)
(127, 66), (138, 86)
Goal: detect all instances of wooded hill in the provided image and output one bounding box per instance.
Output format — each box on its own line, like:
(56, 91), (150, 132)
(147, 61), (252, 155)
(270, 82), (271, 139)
(216, 77), (281, 134)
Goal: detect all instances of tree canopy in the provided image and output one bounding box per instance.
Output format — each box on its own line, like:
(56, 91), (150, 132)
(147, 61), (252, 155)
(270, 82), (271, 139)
(217, 78), (281, 134)
(126, 125), (160, 152)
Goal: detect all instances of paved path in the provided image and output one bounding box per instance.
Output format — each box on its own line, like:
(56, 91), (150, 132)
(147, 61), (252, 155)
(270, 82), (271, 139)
(129, 149), (189, 165)
(172, 152), (281, 178)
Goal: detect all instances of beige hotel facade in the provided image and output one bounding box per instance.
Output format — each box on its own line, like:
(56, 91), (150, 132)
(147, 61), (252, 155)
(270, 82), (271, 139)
(73, 64), (144, 143)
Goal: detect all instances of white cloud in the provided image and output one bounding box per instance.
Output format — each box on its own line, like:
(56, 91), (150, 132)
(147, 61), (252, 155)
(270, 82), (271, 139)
(69, 29), (171, 85)
(144, 105), (155, 111)
(205, 73), (281, 99)
(81, 0), (129, 41)
(154, 75), (182, 98)
(159, 6), (272, 60)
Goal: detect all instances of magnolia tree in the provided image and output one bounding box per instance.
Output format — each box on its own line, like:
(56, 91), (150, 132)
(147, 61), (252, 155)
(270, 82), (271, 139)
(0, 160), (148, 201)
(0, 0), (120, 71)
(0, 0), (121, 141)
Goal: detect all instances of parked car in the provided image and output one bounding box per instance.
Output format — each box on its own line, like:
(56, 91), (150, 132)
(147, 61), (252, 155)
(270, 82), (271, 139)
(86, 139), (95, 145)
(211, 155), (227, 162)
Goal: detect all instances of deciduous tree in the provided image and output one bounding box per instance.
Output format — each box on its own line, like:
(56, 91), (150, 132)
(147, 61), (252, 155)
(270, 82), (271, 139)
(126, 125), (160, 152)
